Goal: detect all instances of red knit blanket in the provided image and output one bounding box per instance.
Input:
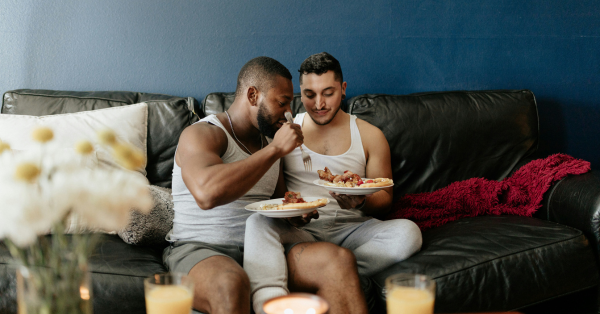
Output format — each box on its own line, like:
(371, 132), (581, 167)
(383, 154), (591, 230)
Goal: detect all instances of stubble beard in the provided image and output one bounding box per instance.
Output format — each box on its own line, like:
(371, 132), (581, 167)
(256, 101), (278, 139)
(309, 104), (342, 126)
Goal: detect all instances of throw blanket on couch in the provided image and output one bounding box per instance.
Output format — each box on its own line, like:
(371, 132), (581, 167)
(383, 154), (591, 230)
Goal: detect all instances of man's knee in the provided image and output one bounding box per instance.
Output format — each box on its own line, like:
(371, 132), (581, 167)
(246, 213), (268, 230)
(213, 268), (251, 295)
(388, 219), (423, 259)
(404, 220), (423, 254)
(320, 245), (358, 274)
(190, 258), (250, 301)
(246, 213), (283, 232)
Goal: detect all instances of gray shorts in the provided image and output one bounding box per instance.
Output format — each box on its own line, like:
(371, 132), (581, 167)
(163, 241), (244, 275)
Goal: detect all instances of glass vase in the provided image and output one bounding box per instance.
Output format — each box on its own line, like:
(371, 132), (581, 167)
(16, 265), (93, 314)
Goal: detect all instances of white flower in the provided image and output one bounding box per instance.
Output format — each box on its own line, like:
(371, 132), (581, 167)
(0, 150), (69, 246)
(52, 169), (152, 232)
(0, 137), (152, 247)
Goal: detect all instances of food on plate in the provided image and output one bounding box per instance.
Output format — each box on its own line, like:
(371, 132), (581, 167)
(358, 178), (394, 187)
(283, 191), (305, 204)
(317, 167), (393, 188)
(259, 192), (328, 210)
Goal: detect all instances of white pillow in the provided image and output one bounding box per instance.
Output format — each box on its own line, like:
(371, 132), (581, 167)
(0, 103), (148, 177)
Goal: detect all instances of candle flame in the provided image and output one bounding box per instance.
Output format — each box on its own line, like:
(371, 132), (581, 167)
(306, 309), (316, 314)
(284, 309), (293, 314)
(80, 286), (90, 300)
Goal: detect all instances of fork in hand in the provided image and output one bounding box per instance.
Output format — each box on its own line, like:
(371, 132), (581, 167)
(284, 112), (312, 172)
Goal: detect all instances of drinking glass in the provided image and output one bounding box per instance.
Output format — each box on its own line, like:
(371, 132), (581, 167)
(386, 273), (435, 314)
(144, 273), (194, 314)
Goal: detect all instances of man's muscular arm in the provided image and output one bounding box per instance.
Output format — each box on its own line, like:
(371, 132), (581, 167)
(177, 121), (302, 209)
(360, 121), (393, 216)
(331, 119), (393, 216)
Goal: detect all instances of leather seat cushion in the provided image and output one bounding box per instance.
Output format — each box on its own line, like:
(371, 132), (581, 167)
(88, 235), (167, 313)
(371, 216), (599, 313)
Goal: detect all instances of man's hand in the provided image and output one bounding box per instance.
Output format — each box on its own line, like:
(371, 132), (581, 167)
(329, 192), (366, 210)
(271, 122), (303, 156)
(284, 210), (319, 228)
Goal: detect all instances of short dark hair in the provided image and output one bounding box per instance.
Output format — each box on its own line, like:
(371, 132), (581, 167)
(298, 52), (343, 85)
(235, 56), (292, 97)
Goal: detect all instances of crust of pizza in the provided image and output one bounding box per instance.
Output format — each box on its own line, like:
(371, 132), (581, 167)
(359, 178), (393, 187)
(276, 198), (328, 210)
(258, 198), (328, 211)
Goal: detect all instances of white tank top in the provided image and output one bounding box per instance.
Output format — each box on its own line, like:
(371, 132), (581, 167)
(283, 113), (367, 219)
(170, 114), (280, 246)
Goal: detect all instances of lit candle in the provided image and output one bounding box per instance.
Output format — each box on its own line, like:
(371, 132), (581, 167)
(263, 293), (329, 314)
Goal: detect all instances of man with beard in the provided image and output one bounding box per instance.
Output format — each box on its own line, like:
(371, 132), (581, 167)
(164, 56), (368, 314)
(244, 53), (423, 314)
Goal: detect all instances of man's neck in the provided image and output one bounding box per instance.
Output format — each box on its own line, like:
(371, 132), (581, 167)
(224, 101), (261, 142)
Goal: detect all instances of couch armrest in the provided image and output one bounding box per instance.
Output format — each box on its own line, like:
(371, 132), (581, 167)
(543, 171), (600, 260)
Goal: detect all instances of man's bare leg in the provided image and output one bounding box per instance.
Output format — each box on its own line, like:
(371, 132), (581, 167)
(187, 255), (250, 314)
(286, 242), (368, 314)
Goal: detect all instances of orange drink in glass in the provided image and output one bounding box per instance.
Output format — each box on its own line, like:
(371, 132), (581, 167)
(144, 273), (194, 314)
(386, 273), (435, 314)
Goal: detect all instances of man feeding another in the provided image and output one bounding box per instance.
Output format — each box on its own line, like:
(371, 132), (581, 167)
(165, 56), (370, 314)
(244, 52), (423, 314)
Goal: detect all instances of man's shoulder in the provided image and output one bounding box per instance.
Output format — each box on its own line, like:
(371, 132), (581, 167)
(178, 120), (228, 155)
(355, 117), (385, 138)
(182, 119), (227, 141)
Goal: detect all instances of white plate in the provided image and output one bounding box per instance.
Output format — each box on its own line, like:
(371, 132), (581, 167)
(245, 197), (329, 218)
(312, 179), (393, 195)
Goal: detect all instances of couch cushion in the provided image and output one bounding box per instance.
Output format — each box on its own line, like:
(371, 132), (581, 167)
(88, 234), (167, 314)
(88, 234), (166, 277)
(348, 90), (538, 200)
(371, 216), (599, 313)
(0, 103), (149, 179)
(202, 92), (306, 116)
(1, 89), (199, 187)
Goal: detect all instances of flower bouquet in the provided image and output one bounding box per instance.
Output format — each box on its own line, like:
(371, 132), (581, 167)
(0, 127), (153, 314)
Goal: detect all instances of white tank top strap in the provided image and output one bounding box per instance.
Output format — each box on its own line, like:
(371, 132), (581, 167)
(349, 115), (366, 163)
(199, 114), (250, 160)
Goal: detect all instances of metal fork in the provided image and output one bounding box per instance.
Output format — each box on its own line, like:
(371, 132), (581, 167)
(284, 112), (312, 172)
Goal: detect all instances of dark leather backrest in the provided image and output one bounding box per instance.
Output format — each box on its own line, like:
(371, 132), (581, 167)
(1, 89), (199, 188)
(202, 92), (306, 116)
(348, 90), (539, 200)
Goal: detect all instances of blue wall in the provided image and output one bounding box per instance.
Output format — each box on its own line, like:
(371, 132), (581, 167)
(1, 0), (599, 164)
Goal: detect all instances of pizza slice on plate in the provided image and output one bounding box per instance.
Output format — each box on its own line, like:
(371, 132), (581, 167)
(259, 192), (328, 211)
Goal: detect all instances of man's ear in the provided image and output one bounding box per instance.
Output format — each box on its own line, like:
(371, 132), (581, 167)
(341, 81), (347, 96)
(247, 86), (259, 106)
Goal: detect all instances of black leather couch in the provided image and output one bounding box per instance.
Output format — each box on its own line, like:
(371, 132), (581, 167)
(1, 89), (599, 314)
